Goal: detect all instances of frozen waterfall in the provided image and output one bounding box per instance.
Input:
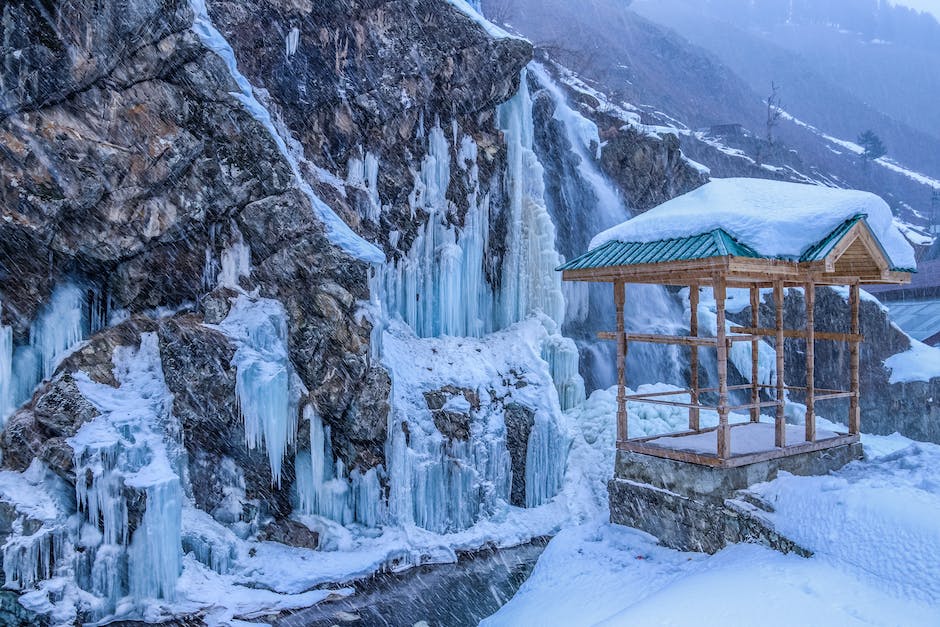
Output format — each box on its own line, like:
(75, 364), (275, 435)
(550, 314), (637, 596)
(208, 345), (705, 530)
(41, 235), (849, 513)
(294, 406), (385, 527)
(218, 296), (300, 487)
(1, 282), (105, 424)
(68, 333), (184, 616)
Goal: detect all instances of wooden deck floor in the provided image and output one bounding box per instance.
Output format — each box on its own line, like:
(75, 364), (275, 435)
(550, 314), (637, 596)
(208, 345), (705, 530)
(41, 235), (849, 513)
(619, 421), (860, 468)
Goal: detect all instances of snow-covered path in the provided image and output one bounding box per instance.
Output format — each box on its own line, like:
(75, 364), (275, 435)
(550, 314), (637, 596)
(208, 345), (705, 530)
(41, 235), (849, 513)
(484, 433), (940, 626)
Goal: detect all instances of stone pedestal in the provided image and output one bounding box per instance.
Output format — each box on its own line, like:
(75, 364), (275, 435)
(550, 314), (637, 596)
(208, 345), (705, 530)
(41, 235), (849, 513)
(608, 442), (863, 554)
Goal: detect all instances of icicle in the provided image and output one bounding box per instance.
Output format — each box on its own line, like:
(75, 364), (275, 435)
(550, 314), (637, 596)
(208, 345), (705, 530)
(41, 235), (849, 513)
(66, 332), (185, 612)
(218, 221), (251, 290)
(285, 26), (300, 58)
(1, 526), (67, 590)
(540, 334), (586, 411)
(219, 296), (296, 486)
(347, 151), (382, 222)
(128, 477), (183, 602)
(380, 129), (494, 338)
(0, 300), (13, 422)
(30, 283), (86, 381)
(525, 411), (569, 508)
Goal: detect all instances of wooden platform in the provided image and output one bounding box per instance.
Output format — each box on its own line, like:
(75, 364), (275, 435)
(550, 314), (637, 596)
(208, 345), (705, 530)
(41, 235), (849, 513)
(618, 421), (860, 469)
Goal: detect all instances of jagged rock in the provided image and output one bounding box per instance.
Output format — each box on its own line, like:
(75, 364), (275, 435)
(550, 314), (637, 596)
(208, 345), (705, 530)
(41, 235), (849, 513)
(0, 318), (156, 477)
(157, 314), (294, 519)
(259, 519), (319, 550)
(599, 126), (706, 212)
(503, 403), (535, 508)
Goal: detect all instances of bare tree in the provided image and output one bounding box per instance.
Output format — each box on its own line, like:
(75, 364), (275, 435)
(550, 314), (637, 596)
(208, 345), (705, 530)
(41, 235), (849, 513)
(766, 82), (783, 146)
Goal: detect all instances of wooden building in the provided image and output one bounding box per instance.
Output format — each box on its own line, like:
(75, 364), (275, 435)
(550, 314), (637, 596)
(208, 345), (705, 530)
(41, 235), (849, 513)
(559, 184), (913, 469)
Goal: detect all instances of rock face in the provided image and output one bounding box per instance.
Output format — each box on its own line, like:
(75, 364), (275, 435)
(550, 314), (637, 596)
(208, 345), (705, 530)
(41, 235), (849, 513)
(0, 0), (536, 572)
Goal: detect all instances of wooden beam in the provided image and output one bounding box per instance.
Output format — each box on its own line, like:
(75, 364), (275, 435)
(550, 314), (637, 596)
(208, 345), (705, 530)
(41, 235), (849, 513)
(689, 284), (700, 431)
(750, 285), (760, 423)
(615, 281), (628, 444)
(729, 326), (863, 342)
(596, 331), (718, 346)
(774, 280), (786, 448)
(805, 280), (816, 442)
(622, 397), (703, 409)
(714, 276), (731, 459)
(849, 282), (861, 435)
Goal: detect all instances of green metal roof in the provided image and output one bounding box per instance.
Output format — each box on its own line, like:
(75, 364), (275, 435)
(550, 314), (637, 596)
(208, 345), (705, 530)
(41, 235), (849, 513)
(799, 214), (914, 272)
(557, 215), (916, 273)
(798, 214), (864, 262)
(557, 228), (759, 271)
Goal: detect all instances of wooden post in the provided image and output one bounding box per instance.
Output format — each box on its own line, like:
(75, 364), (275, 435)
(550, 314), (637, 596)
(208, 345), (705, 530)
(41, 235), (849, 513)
(749, 285), (760, 423)
(714, 276), (731, 459)
(849, 282), (861, 435)
(689, 284), (700, 431)
(615, 280), (628, 444)
(774, 280), (786, 448)
(805, 281), (816, 442)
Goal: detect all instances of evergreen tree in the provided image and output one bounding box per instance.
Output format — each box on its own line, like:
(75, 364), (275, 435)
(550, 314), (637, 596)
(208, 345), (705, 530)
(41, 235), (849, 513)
(857, 130), (887, 161)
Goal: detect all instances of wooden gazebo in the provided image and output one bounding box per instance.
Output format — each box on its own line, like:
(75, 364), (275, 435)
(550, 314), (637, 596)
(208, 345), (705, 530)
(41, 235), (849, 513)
(559, 180), (913, 468)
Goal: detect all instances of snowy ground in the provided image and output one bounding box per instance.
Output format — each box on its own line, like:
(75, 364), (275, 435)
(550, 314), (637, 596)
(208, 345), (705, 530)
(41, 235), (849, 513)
(484, 390), (940, 626)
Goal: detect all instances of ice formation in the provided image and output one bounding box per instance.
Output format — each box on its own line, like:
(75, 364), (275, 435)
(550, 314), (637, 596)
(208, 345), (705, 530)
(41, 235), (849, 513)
(347, 150), (382, 222)
(67, 333), (183, 616)
(294, 406), (386, 526)
(496, 69), (566, 330)
(217, 221), (252, 289)
(1, 283), (104, 424)
(383, 319), (570, 533)
(380, 73), (566, 339)
(218, 296), (299, 486)
(0, 300), (13, 421)
(379, 123), (496, 338)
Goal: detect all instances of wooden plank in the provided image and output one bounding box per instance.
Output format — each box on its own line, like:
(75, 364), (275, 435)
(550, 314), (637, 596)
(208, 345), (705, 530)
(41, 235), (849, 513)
(626, 383), (756, 400)
(727, 400), (786, 411)
(597, 331), (719, 346)
(615, 281), (627, 444)
(849, 282), (861, 435)
(814, 391), (857, 401)
(689, 283), (700, 431)
(622, 397), (704, 409)
(718, 434), (859, 468)
(715, 275), (730, 459)
(774, 280), (786, 448)
(750, 285), (760, 423)
(805, 280), (816, 442)
(729, 326), (863, 342)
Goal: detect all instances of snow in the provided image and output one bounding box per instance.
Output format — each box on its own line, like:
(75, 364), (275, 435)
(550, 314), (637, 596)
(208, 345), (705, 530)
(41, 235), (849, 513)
(779, 108), (940, 191)
(893, 216), (934, 246)
(590, 177), (916, 270)
(444, 0), (520, 40)
(883, 337), (940, 383)
(646, 421), (837, 455)
(487, 419), (940, 626)
(381, 316), (570, 532)
(188, 0), (384, 264)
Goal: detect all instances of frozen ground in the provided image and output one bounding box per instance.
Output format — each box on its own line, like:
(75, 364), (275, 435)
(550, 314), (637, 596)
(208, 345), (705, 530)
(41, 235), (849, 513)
(484, 391), (940, 626)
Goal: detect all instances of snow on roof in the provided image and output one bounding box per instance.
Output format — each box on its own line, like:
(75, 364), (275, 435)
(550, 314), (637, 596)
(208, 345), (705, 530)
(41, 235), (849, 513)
(589, 178), (916, 270)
